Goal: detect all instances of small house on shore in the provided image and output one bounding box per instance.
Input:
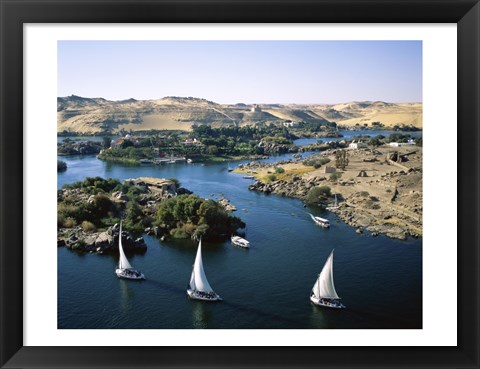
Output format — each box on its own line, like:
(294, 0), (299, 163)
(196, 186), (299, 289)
(349, 140), (368, 149)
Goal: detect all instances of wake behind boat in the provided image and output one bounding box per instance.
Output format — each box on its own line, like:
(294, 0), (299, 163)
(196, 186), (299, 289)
(310, 250), (345, 309)
(115, 222), (145, 280)
(309, 213), (330, 228)
(187, 239), (222, 302)
(231, 235), (250, 248)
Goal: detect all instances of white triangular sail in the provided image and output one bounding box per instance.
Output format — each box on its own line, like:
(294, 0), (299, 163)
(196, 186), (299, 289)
(190, 239), (214, 293)
(311, 250), (340, 299)
(118, 222), (133, 270)
(312, 278), (321, 299)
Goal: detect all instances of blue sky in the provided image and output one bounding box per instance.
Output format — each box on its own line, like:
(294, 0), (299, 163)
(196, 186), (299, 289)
(58, 40), (422, 104)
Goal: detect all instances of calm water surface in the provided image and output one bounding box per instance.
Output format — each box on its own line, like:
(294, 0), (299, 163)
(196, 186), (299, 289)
(57, 132), (422, 329)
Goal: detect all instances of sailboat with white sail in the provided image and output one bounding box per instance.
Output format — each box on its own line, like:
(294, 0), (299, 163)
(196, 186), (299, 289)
(326, 194), (339, 211)
(187, 239), (222, 301)
(115, 222), (145, 280)
(310, 250), (345, 309)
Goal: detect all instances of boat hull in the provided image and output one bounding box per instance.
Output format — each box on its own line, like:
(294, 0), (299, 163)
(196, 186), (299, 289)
(310, 295), (345, 309)
(309, 214), (330, 228)
(187, 289), (222, 302)
(116, 269), (145, 280)
(326, 206), (339, 211)
(231, 237), (250, 248)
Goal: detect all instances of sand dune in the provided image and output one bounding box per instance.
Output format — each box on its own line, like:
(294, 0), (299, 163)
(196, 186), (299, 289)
(57, 96), (422, 134)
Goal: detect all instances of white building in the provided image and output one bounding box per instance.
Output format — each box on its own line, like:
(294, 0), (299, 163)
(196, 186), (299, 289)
(349, 140), (368, 149)
(389, 139), (415, 147)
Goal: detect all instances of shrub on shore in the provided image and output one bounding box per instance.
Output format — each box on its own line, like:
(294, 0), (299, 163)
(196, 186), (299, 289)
(57, 160), (67, 172)
(154, 194), (245, 240)
(81, 221), (97, 233)
(305, 186), (332, 205)
(303, 157), (330, 169)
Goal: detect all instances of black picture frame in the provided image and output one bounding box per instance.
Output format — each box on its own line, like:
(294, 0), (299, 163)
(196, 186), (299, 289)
(1, 0), (478, 368)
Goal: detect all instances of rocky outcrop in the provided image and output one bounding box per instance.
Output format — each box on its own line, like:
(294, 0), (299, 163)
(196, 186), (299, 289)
(218, 198), (237, 212)
(58, 223), (147, 253)
(257, 140), (298, 155)
(248, 176), (327, 199)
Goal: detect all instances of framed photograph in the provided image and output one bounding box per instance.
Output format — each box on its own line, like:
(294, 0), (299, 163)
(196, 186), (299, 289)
(1, 0), (478, 368)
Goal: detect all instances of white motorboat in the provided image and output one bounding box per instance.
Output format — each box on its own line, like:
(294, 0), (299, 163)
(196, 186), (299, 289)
(187, 239), (222, 302)
(310, 250), (345, 309)
(139, 159), (154, 164)
(309, 213), (330, 228)
(115, 222), (145, 280)
(231, 235), (250, 248)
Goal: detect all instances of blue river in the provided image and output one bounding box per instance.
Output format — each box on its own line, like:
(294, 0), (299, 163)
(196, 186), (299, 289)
(57, 131), (422, 329)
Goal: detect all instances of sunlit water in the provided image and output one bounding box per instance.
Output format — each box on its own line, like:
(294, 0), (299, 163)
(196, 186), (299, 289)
(57, 132), (422, 329)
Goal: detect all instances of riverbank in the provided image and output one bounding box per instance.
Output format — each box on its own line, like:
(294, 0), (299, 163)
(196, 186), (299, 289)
(236, 145), (422, 240)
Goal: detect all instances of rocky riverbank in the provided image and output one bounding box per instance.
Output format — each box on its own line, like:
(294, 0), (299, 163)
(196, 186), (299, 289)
(58, 223), (147, 253)
(240, 146), (423, 240)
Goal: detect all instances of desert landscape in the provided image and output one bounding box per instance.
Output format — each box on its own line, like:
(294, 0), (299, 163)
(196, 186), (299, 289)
(57, 95), (422, 134)
(236, 145), (422, 240)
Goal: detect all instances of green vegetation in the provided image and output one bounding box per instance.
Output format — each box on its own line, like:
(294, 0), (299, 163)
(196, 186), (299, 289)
(81, 221), (97, 233)
(329, 172), (342, 182)
(305, 186), (332, 205)
(191, 124), (295, 157)
(58, 176), (245, 240)
(97, 146), (157, 164)
(102, 136), (112, 149)
(96, 125), (300, 164)
(303, 157), (330, 169)
(296, 121), (337, 133)
(57, 160), (67, 172)
(335, 150), (349, 170)
(266, 174), (277, 182)
(275, 167), (285, 174)
(154, 195), (245, 240)
(387, 133), (411, 143)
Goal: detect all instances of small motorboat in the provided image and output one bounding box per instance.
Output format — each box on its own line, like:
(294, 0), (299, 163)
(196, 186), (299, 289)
(309, 213), (330, 228)
(231, 235), (250, 248)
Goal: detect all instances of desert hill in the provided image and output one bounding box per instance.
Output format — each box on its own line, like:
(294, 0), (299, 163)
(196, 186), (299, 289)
(57, 95), (422, 134)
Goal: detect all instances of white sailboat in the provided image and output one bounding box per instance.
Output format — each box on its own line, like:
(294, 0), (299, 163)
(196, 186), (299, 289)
(310, 250), (345, 309)
(187, 239), (222, 301)
(115, 222), (145, 280)
(309, 213), (330, 228)
(326, 194), (339, 211)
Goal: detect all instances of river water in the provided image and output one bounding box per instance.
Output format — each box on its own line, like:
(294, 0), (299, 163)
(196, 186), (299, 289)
(57, 131), (422, 329)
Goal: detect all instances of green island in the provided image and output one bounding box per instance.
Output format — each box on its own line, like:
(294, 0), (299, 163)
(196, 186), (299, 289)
(58, 176), (245, 253)
(93, 124), (340, 164)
